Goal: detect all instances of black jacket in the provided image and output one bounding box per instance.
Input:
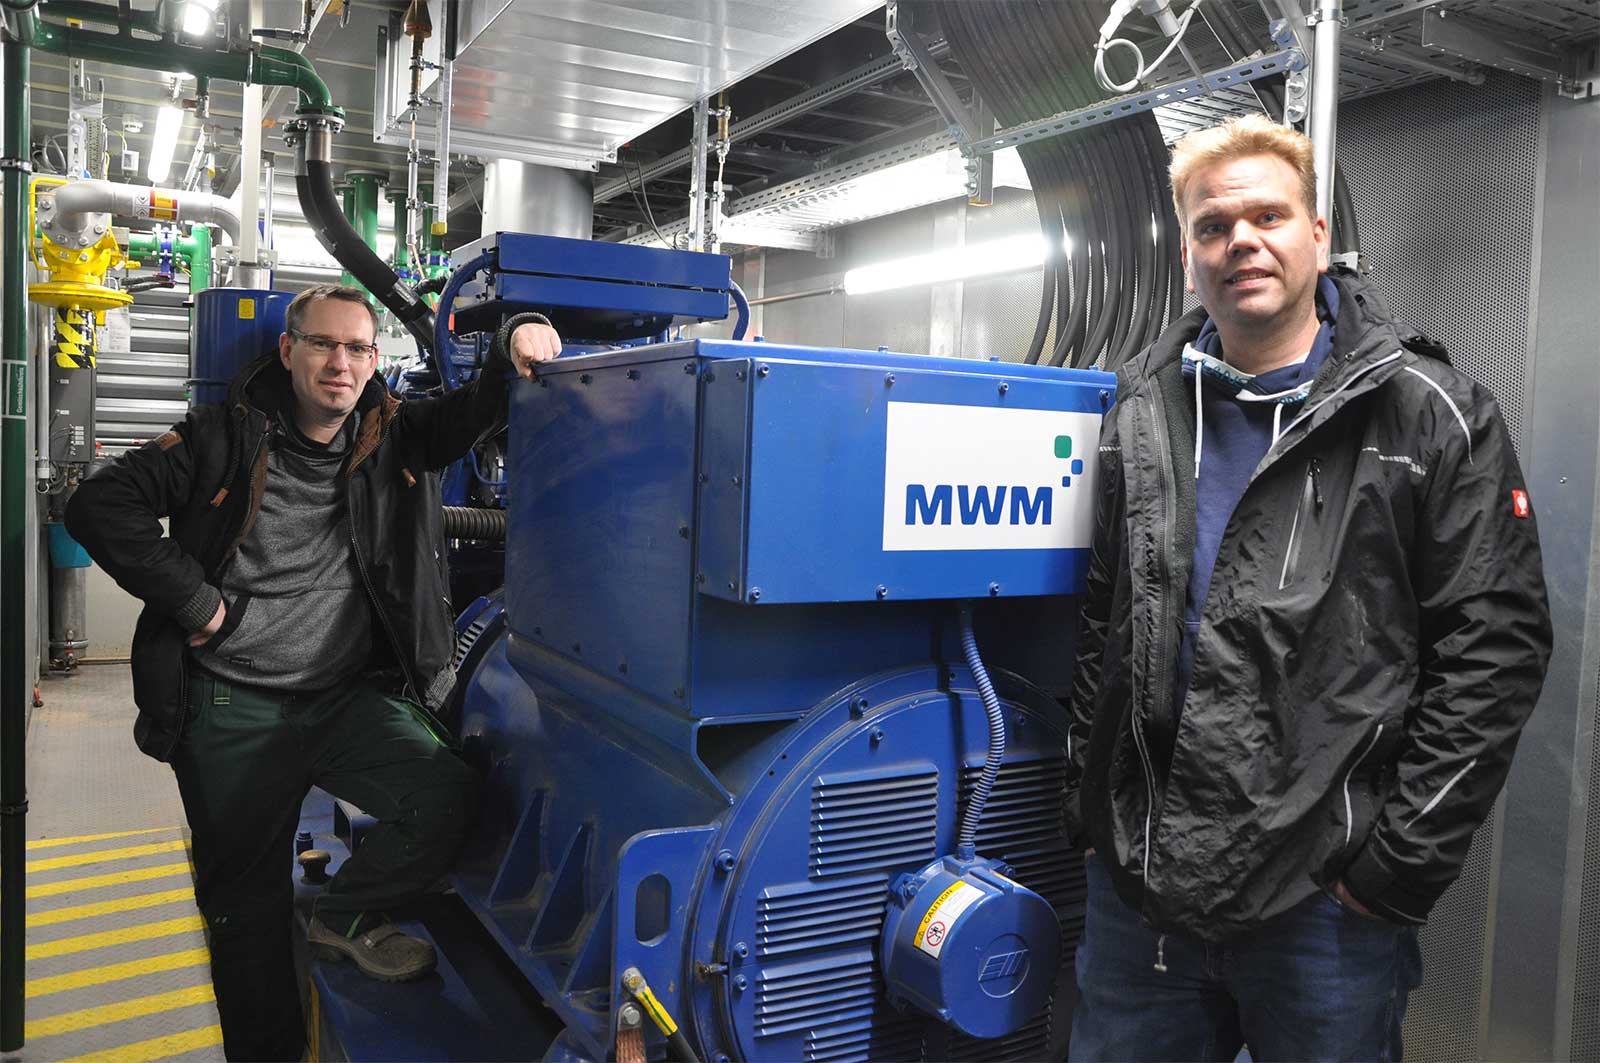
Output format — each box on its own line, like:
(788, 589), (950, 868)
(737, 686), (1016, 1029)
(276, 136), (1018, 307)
(66, 320), (539, 762)
(1064, 271), (1551, 939)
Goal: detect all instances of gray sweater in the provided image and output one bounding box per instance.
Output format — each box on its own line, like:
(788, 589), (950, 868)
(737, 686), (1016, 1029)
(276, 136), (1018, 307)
(189, 414), (374, 690)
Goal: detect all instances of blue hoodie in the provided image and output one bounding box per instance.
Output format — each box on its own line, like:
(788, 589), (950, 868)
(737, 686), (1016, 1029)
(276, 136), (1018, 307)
(1172, 274), (1340, 715)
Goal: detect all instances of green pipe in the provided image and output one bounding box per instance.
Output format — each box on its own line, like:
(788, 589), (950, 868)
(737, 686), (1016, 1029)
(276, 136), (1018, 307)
(2, 33), (30, 1054)
(187, 221), (210, 293)
(29, 19), (339, 116)
(338, 184), (356, 289)
(127, 226), (211, 294)
(388, 189), (410, 273)
(37, 0), (160, 35)
(345, 171), (383, 301)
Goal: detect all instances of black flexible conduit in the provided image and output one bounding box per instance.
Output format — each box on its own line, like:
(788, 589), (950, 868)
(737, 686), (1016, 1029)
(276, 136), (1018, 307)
(442, 505), (506, 541)
(928, 0), (1361, 373)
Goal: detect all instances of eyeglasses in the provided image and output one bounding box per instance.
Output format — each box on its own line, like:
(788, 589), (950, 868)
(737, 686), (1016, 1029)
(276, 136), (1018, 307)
(290, 330), (379, 360)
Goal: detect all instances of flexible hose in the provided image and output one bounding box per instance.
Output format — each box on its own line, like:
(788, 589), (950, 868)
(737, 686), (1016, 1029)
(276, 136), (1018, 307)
(956, 605), (1005, 862)
(441, 505), (506, 541)
(297, 159), (434, 349)
(431, 248), (496, 391)
(728, 278), (750, 340)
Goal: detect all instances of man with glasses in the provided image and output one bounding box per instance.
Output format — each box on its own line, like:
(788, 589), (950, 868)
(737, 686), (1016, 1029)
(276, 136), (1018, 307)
(67, 283), (560, 1061)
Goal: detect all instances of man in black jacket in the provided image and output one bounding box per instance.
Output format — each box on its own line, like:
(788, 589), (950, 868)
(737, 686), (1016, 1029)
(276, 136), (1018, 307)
(66, 284), (558, 1061)
(1065, 115), (1551, 1060)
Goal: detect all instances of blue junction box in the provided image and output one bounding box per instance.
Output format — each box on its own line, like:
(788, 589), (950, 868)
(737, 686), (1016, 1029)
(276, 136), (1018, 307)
(505, 339), (1114, 718)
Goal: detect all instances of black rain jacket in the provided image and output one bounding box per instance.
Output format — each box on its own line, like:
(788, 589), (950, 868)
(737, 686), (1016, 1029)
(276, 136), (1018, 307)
(66, 317), (541, 763)
(1063, 270), (1552, 939)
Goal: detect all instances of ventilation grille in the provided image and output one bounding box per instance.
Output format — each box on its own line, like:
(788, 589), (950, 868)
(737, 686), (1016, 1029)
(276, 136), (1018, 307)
(451, 612), (494, 671)
(755, 950), (877, 1039)
(1340, 70), (1538, 454)
(805, 1014), (925, 1063)
(757, 874), (889, 959)
(809, 768), (938, 879)
(945, 998), (1054, 1062)
(959, 755), (1084, 955)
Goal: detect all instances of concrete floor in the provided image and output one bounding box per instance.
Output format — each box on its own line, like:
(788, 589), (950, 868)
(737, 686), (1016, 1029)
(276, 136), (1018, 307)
(11, 663), (224, 1063)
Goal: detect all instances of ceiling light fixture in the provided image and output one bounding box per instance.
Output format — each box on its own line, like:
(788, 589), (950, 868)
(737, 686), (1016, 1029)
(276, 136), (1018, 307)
(146, 104), (184, 184)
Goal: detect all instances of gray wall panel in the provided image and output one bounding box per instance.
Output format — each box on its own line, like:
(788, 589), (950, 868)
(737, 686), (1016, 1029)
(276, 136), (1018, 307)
(1489, 84), (1600, 1062)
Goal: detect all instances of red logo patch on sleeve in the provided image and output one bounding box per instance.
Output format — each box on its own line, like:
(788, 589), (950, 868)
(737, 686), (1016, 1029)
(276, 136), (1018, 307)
(1512, 490), (1530, 518)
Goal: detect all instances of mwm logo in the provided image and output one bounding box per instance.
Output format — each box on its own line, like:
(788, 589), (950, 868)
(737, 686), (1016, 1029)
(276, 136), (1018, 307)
(904, 433), (1085, 527)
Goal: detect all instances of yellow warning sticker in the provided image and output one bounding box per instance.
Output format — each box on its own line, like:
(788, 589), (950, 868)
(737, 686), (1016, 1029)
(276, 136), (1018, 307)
(149, 192), (179, 221)
(238, 298), (256, 320)
(914, 880), (985, 959)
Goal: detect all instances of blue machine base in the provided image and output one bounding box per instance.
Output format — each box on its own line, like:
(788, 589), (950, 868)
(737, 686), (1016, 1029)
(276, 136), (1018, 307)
(293, 789), (564, 1061)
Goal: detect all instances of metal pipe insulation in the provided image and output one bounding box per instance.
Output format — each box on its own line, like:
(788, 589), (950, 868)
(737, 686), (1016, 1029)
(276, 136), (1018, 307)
(1308, 0), (1344, 228)
(442, 505), (506, 541)
(50, 179), (242, 241)
(289, 116), (434, 351)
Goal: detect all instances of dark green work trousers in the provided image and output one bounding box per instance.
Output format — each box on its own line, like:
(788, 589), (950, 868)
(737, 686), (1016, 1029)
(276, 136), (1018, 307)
(171, 669), (476, 1062)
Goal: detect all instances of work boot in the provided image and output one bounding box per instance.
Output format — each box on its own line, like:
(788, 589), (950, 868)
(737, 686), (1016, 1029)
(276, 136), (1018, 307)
(307, 916), (436, 982)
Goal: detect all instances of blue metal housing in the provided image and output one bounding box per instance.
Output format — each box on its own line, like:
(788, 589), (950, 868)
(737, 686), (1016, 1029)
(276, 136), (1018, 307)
(446, 339), (1114, 1061)
(451, 232), (732, 341)
(189, 287), (292, 407)
(880, 855), (1061, 1038)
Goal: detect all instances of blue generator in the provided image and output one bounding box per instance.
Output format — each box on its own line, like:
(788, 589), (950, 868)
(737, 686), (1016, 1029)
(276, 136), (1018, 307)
(445, 314), (1115, 1059)
(290, 232), (1116, 1061)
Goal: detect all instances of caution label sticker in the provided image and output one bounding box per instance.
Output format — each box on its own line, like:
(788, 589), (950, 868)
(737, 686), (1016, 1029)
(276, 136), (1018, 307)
(238, 298), (256, 320)
(914, 880), (984, 959)
(149, 192), (179, 221)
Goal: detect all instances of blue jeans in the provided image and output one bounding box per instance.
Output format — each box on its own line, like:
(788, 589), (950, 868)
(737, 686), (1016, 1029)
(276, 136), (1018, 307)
(1070, 854), (1423, 1062)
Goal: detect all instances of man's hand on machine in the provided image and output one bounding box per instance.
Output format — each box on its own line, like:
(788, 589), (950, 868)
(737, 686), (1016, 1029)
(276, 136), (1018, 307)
(508, 321), (562, 379)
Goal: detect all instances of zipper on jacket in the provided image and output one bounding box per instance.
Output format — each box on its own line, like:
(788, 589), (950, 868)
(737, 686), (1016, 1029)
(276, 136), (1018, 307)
(1134, 393), (1178, 888)
(1278, 463), (1317, 590)
(1342, 724), (1384, 846)
(346, 486), (421, 701)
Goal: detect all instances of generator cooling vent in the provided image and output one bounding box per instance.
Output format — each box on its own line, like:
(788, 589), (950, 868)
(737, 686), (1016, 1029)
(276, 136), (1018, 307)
(757, 873), (888, 959)
(809, 767), (938, 879)
(755, 950), (877, 1039)
(959, 755), (1081, 950)
(804, 1013), (925, 1063)
(452, 613), (494, 671)
(946, 997), (1053, 1061)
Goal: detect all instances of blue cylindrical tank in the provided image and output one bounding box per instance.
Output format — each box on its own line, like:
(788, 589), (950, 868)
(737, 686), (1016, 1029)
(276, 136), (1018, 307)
(189, 287), (293, 408)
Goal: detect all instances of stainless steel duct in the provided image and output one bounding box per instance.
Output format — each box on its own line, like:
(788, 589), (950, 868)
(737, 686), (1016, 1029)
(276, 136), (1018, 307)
(480, 159), (594, 240)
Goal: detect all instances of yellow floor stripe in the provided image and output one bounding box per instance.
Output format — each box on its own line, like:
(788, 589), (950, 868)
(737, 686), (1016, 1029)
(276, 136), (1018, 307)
(53, 1023), (224, 1063)
(27, 914), (206, 960)
(28, 861), (194, 899)
(27, 946), (212, 999)
(28, 888), (196, 929)
(27, 839), (190, 874)
(26, 983), (216, 1039)
(27, 827), (182, 851)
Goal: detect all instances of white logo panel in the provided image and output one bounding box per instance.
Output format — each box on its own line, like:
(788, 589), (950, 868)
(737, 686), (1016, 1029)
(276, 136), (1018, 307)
(882, 401), (1101, 552)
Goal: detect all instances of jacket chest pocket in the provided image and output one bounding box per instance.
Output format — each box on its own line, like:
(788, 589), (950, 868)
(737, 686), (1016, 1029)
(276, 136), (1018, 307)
(1277, 460), (1322, 590)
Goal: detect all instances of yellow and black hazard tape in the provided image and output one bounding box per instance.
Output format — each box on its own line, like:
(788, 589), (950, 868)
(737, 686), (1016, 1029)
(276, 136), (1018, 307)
(54, 307), (96, 370)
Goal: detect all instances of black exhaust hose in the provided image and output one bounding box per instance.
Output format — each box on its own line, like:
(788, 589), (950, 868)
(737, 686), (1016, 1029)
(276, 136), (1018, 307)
(297, 160), (436, 351)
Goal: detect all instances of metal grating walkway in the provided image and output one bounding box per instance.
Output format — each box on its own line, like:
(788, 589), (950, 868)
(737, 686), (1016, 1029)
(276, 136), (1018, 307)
(18, 664), (223, 1063)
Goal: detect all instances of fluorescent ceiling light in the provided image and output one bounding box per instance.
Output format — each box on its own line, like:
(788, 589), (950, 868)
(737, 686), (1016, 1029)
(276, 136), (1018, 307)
(843, 233), (1050, 296)
(182, 0), (217, 37)
(146, 105), (184, 184)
